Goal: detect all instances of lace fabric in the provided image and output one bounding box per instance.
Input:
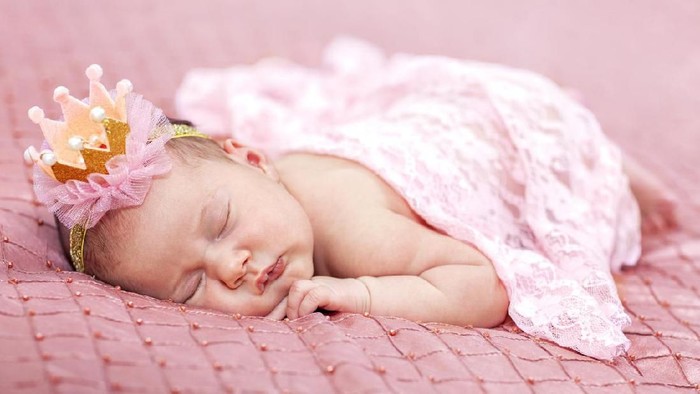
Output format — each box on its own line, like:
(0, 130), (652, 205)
(176, 37), (641, 360)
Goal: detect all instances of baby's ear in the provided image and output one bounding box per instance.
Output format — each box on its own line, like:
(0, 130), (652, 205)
(222, 139), (279, 181)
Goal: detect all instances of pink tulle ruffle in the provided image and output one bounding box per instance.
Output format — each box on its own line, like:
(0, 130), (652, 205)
(33, 93), (173, 229)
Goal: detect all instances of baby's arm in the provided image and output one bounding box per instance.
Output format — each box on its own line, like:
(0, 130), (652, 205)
(286, 209), (509, 327)
(357, 263), (507, 327)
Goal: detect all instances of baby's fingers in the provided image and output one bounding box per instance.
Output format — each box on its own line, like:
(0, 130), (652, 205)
(286, 280), (317, 319)
(298, 286), (334, 317)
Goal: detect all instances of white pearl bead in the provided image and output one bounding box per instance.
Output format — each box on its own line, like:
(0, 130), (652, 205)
(68, 136), (84, 150)
(40, 150), (57, 166)
(117, 79), (133, 95)
(85, 64), (103, 81)
(53, 86), (70, 102)
(27, 107), (45, 124)
(89, 134), (101, 145)
(90, 106), (106, 122)
(23, 147), (36, 165)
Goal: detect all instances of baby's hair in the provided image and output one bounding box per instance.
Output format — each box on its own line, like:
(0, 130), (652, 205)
(56, 119), (230, 286)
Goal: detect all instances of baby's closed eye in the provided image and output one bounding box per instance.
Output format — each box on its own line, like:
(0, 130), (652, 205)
(216, 201), (231, 240)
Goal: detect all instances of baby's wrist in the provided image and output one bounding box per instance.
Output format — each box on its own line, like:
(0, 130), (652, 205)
(354, 277), (372, 315)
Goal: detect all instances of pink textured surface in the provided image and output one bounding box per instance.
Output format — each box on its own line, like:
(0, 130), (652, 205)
(1, 1), (698, 392)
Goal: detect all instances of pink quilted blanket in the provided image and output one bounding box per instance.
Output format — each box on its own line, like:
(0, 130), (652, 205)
(1, 1), (698, 392)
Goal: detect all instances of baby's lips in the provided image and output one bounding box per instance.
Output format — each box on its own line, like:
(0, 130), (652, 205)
(256, 257), (285, 294)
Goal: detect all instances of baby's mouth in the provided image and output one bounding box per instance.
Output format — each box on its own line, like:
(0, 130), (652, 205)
(256, 257), (286, 294)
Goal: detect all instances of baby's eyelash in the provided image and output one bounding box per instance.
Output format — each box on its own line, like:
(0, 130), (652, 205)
(217, 203), (231, 239)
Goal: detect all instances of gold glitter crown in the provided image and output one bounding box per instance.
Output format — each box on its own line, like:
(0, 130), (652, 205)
(24, 65), (136, 183)
(24, 64), (208, 273)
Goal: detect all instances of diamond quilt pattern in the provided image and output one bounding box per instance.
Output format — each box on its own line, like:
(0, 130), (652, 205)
(1, 1), (699, 392)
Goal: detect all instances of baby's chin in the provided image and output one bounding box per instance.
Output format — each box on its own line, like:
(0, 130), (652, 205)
(209, 291), (285, 318)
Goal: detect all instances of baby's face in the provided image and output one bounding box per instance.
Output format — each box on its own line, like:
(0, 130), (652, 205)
(109, 150), (315, 316)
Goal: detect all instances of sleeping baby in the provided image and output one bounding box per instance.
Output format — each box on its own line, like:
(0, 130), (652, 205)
(24, 38), (676, 360)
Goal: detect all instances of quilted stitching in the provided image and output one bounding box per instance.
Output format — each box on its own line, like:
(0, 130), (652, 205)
(1, 1), (698, 392)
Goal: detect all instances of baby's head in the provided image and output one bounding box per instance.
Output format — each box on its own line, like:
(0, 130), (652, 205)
(56, 130), (315, 316)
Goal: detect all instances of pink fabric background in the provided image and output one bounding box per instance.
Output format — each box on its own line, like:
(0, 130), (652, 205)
(1, 1), (698, 392)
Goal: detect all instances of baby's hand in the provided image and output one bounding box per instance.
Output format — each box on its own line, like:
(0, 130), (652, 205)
(286, 276), (370, 319)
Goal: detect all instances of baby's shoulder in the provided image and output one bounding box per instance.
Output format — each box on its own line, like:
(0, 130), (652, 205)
(277, 154), (428, 273)
(276, 153), (420, 224)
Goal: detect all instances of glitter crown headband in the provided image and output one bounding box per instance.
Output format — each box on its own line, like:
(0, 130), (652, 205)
(24, 65), (207, 272)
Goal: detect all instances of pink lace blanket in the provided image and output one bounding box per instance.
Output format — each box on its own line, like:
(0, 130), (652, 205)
(176, 38), (641, 360)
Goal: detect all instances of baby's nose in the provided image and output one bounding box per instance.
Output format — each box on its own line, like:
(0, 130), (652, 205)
(230, 249), (251, 271)
(217, 249), (251, 288)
